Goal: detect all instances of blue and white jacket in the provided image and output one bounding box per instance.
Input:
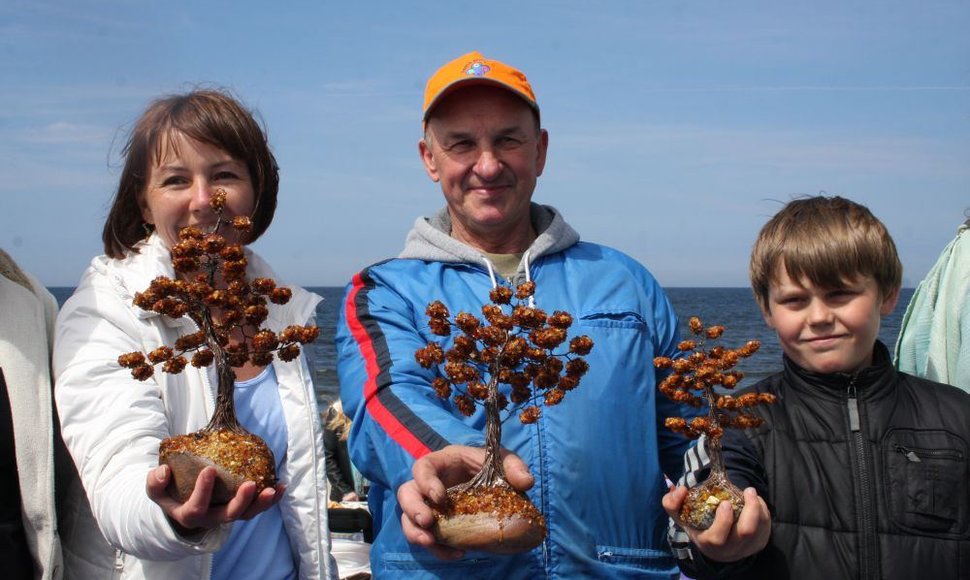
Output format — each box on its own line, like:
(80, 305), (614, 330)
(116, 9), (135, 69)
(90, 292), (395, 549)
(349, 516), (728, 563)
(336, 204), (694, 578)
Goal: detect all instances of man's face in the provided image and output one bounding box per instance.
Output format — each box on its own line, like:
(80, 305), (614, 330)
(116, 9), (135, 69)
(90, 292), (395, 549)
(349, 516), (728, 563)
(419, 85), (548, 251)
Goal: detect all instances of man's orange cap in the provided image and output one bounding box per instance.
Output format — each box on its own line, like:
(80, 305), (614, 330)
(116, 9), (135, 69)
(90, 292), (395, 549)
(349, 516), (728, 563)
(422, 51), (539, 123)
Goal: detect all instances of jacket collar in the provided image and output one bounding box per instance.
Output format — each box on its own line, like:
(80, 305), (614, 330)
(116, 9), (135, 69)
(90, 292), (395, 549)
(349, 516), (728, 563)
(398, 203), (581, 272)
(783, 340), (897, 402)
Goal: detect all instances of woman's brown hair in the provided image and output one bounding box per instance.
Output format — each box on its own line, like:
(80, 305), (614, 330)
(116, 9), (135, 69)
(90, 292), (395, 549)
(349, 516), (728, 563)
(102, 89), (279, 258)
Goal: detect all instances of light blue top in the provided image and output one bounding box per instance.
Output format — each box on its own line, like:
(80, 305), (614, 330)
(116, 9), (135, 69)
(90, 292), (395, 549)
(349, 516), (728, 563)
(895, 222), (970, 392)
(212, 365), (296, 580)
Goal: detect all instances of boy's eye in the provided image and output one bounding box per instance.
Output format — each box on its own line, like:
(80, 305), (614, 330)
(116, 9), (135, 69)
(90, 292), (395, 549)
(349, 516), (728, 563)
(776, 293), (804, 304)
(828, 289), (858, 302)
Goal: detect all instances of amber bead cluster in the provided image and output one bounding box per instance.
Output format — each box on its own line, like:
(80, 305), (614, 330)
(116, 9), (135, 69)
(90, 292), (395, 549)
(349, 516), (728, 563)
(415, 281), (594, 424)
(654, 316), (775, 441)
(118, 190), (319, 380)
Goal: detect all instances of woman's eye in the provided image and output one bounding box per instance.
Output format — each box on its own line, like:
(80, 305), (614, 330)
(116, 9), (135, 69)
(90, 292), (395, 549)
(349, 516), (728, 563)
(161, 176), (186, 186)
(214, 171), (239, 181)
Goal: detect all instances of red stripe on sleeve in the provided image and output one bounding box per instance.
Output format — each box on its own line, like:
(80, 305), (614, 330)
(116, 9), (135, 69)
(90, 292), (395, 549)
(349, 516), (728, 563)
(345, 272), (431, 459)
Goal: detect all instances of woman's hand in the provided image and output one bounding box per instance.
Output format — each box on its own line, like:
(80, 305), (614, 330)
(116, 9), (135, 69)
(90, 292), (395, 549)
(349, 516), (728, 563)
(341, 491), (360, 502)
(662, 484), (771, 564)
(396, 444), (534, 560)
(146, 464), (284, 534)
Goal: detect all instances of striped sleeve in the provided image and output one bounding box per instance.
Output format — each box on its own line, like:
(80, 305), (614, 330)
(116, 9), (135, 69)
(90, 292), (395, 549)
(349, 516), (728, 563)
(336, 267), (482, 489)
(667, 435), (712, 563)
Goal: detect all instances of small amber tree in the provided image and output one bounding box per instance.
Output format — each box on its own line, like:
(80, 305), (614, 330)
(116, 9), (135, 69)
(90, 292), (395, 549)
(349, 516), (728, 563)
(414, 281), (593, 553)
(118, 190), (319, 503)
(654, 316), (775, 529)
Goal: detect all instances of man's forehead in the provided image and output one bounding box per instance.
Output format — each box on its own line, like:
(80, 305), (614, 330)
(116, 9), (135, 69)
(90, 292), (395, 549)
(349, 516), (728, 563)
(425, 93), (540, 144)
(431, 122), (529, 141)
(428, 85), (535, 120)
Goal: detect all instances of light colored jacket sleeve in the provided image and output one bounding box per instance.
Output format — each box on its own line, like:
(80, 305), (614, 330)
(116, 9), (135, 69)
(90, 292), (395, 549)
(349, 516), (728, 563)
(895, 223), (970, 392)
(0, 260), (62, 579)
(53, 269), (228, 560)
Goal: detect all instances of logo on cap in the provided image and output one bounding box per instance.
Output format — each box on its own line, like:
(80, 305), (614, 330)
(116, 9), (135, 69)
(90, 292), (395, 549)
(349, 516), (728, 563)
(464, 60), (491, 77)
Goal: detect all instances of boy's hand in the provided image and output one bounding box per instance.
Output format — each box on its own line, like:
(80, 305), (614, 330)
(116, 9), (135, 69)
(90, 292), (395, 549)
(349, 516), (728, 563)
(663, 485), (771, 563)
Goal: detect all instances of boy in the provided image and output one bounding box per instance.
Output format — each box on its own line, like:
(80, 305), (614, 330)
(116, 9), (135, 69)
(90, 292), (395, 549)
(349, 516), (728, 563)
(664, 196), (970, 579)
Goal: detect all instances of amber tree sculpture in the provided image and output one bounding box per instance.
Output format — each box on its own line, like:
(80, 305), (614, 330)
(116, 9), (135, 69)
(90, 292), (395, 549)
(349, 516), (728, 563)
(414, 281), (593, 553)
(653, 316), (775, 529)
(118, 190), (319, 504)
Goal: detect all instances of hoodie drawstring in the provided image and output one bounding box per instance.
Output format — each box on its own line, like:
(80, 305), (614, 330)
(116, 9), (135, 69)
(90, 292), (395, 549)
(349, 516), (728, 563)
(483, 257), (500, 289)
(481, 251), (535, 307)
(522, 250), (535, 307)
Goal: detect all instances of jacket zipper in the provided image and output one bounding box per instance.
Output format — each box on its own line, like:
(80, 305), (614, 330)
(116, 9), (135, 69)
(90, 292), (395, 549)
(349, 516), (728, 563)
(505, 271), (550, 576)
(194, 316), (216, 580)
(847, 381), (878, 580)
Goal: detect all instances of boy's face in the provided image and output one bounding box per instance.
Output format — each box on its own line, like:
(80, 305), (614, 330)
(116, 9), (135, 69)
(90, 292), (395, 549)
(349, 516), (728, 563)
(762, 265), (899, 375)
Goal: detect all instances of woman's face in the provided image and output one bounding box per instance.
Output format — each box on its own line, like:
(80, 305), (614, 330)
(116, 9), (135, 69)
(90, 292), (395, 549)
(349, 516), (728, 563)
(140, 131), (256, 249)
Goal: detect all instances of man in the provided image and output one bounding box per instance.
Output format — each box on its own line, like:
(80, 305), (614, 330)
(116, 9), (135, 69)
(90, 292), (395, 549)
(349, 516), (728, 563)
(336, 51), (694, 577)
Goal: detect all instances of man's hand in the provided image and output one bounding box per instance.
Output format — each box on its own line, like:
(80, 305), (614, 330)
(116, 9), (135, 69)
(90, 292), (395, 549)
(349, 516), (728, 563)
(397, 444), (534, 560)
(663, 484), (771, 563)
(146, 464), (284, 534)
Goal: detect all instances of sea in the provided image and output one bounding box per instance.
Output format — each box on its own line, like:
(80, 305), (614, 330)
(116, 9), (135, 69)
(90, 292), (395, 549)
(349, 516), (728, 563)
(48, 286), (915, 408)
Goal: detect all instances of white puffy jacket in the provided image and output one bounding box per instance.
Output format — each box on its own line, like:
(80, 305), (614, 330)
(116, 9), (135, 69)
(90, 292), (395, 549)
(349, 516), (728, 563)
(54, 234), (336, 579)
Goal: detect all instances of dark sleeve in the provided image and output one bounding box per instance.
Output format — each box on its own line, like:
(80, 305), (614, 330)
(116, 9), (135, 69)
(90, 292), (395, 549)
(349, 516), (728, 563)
(722, 428), (770, 495)
(0, 370), (35, 579)
(668, 430), (773, 579)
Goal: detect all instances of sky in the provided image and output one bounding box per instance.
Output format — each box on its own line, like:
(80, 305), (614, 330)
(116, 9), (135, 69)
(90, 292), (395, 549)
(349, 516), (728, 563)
(2, 0), (968, 289)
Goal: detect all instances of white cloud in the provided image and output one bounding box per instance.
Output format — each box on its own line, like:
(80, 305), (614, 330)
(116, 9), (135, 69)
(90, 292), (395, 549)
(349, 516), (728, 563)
(22, 121), (114, 145)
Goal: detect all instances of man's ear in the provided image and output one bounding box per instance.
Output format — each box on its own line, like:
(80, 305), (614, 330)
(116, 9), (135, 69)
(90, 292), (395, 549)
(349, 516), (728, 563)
(534, 129), (549, 177)
(880, 287), (901, 316)
(418, 139), (440, 183)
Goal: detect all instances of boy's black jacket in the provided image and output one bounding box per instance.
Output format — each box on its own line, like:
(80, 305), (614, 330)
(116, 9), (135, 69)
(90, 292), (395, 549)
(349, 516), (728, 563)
(675, 341), (970, 580)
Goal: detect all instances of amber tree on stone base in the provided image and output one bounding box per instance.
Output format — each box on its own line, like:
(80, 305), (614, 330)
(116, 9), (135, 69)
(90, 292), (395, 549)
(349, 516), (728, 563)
(118, 190), (319, 504)
(654, 317), (775, 529)
(414, 281), (593, 553)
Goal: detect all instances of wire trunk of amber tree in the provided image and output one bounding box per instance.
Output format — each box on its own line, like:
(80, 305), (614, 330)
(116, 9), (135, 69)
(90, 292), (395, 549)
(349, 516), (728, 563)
(451, 374), (507, 493)
(703, 384), (726, 477)
(197, 308), (245, 435)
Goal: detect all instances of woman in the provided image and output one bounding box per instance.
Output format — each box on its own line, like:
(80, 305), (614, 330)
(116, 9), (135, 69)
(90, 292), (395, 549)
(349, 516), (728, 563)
(54, 90), (336, 579)
(323, 401), (359, 503)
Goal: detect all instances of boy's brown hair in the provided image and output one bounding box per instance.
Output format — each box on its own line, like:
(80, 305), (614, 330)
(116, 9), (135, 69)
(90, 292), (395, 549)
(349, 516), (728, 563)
(749, 195), (902, 312)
